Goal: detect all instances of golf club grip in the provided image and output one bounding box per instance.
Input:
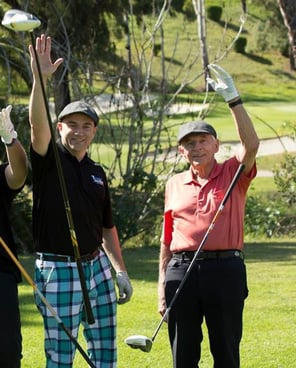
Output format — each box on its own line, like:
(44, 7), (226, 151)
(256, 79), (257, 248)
(0, 237), (95, 368)
(151, 163), (245, 342)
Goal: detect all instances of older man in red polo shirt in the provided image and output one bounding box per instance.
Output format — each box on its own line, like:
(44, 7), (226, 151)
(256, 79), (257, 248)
(158, 64), (259, 368)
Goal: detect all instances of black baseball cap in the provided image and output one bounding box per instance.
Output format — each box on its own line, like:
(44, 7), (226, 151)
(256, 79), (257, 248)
(177, 121), (217, 143)
(58, 100), (99, 126)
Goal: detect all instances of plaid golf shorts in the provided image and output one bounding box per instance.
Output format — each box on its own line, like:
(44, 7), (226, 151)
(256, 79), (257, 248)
(34, 249), (117, 368)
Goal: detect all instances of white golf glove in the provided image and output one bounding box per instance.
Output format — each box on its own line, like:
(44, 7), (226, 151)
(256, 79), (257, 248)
(0, 105), (18, 145)
(116, 271), (133, 304)
(207, 64), (239, 102)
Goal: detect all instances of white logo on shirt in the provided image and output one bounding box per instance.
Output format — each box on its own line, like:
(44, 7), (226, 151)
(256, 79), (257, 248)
(91, 175), (104, 186)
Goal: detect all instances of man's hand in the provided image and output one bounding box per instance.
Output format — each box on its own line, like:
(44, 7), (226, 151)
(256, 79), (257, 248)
(116, 271), (133, 304)
(29, 34), (63, 80)
(207, 64), (239, 102)
(0, 105), (17, 145)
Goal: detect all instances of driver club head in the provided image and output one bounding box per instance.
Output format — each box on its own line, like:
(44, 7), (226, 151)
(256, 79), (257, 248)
(2, 9), (41, 31)
(125, 335), (153, 353)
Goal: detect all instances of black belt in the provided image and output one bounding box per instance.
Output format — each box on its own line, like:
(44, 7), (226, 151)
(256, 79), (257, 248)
(36, 249), (100, 263)
(173, 250), (244, 261)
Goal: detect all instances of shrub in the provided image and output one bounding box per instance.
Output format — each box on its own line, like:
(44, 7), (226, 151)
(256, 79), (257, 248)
(110, 168), (163, 245)
(207, 6), (222, 22)
(183, 0), (195, 21)
(245, 195), (281, 238)
(273, 153), (296, 206)
(153, 44), (161, 56)
(234, 37), (247, 54)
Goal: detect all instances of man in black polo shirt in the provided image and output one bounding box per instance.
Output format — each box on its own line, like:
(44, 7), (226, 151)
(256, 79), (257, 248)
(28, 34), (132, 367)
(0, 105), (28, 368)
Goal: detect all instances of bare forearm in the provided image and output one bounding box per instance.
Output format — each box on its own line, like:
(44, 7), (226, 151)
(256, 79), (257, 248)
(158, 243), (172, 314)
(230, 103), (259, 172)
(29, 79), (51, 154)
(158, 244), (172, 294)
(158, 244), (171, 282)
(29, 78), (47, 128)
(230, 104), (259, 147)
(5, 140), (28, 189)
(102, 226), (127, 273)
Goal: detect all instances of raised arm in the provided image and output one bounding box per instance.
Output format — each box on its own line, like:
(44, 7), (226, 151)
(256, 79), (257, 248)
(28, 34), (63, 155)
(228, 102), (259, 174)
(207, 64), (259, 174)
(0, 105), (27, 189)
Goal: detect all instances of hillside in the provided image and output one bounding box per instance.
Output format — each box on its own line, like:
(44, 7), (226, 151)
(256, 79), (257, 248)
(103, 2), (296, 147)
(110, 3), (295, 99)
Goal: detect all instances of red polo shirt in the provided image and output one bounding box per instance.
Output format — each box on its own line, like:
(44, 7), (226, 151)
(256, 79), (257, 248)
(161, 157), (256, 252)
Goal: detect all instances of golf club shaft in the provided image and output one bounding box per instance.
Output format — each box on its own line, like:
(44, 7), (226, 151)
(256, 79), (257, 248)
(151, 163), (245, 342)
(0, 237), (96, 368)
(30, 32), (94, 325)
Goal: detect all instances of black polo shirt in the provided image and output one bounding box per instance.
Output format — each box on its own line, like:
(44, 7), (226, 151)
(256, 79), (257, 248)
(30, 140), (114, 256)
(0, 164), (22, 282)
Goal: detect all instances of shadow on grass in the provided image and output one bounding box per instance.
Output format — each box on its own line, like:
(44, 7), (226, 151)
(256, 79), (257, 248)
(122, 240), (296, 282)
(244, 241), (296, 263)
(18, 255), (42, 327)
(217, 20), (248, 34)
(122, 246), (160, 283)
(19, 240), (296, 299)
(243, 53), (272, 65)
(19, 292), (41, 328)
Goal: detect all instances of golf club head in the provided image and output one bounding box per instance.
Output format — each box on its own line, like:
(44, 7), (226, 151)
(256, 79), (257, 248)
(2, 9), (41, 32)
(125, 335), (153, 353)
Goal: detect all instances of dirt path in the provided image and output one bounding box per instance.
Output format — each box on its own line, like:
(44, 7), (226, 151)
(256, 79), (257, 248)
(217, 136), (295, 177)
(217, 136), (295, 160)
(57, 97), (295, 177)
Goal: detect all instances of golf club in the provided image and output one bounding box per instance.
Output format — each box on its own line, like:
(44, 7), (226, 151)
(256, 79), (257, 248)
(1, 9), (41, 31)
(125, 163), (245, 353)
(0, 237), (96, 368)
(1, 9), (95, 325)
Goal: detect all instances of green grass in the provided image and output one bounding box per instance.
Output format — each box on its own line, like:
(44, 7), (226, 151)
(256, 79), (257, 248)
(249, 176), (277, 196)
(248, 153), (281, 196)
(18, 240), (296, 367)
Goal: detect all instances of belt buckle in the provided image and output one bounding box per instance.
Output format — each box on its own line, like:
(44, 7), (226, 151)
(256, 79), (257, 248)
(234, 250), (243, 259)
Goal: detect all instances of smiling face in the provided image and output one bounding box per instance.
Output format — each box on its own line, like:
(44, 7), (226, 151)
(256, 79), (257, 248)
(57, 113), (97, 160)
(179, 133), (219, 170)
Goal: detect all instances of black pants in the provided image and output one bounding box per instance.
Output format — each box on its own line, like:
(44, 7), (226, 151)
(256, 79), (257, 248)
(165, 256), (248, 368)
(0, 272), (22, 368)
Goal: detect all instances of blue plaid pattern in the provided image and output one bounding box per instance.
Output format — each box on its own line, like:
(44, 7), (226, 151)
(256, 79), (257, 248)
(34, 250), (117, 367)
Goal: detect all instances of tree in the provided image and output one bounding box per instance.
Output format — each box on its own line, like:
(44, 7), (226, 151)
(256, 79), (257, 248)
(277, 0), (296, 70)
(192, 0), (210, 87)
(0, 0), (251, 246)
(0, 0), (128, 113)
(191, 0), (246, 94)
(90, 0), (248, 243)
